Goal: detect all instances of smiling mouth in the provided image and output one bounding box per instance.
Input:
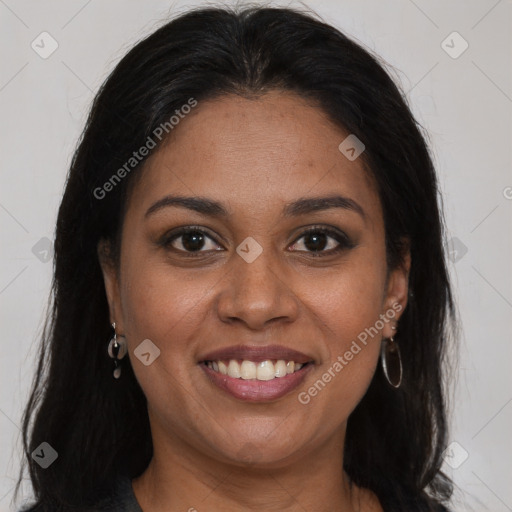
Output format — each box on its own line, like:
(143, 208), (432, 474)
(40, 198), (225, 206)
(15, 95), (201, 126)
(202, 359), (313, 381)
(198, 344), (315, 401)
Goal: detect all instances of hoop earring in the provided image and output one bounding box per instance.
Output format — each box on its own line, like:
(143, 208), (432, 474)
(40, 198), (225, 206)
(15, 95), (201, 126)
(107, 322), (127, 379)
(380, 335), (402, 388)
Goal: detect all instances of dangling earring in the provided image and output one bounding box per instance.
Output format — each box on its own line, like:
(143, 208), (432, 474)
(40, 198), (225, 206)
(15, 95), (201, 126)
(107, 322), (127, 379)
(380, 331), (403, 389)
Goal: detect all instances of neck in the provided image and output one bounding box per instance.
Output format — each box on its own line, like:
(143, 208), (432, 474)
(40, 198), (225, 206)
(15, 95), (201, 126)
(132, 425), (378, 512)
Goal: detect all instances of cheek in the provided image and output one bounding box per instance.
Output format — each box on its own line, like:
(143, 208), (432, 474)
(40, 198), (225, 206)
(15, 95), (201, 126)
(119, 255), (207, 365)
(310, 252), (387, 347)
(119, 259), (210, 428)
(298, 253), (386, 413)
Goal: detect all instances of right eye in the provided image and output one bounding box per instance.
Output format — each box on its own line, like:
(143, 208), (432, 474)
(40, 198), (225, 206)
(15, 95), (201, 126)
(160, 227), (224, 256)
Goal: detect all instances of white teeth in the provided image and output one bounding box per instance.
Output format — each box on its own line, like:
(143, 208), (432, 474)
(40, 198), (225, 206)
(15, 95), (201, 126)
(228, 359), (241, 378)
(240, 360), (257, 379)
(257, 360), (275, 381)
(274, 360), (287, 378)
(208, 359), (307, 380)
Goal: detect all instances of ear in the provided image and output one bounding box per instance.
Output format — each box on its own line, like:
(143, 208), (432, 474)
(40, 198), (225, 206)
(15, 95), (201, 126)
(97, 239), (125, 333)
(381, 238), (411, 339)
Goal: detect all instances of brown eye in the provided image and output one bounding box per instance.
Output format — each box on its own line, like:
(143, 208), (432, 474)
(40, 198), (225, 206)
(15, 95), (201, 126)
(161, 227), (222, 255)
(289, 227), (354, 256)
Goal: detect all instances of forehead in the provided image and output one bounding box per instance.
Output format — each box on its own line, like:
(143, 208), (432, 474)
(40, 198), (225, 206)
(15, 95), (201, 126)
(127, 91), (381, 226)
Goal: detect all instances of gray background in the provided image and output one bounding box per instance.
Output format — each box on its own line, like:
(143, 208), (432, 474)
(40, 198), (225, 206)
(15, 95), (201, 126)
(1, 0), (511, 510)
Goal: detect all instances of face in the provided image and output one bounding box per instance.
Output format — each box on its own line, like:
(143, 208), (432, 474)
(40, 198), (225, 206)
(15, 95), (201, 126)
(99, 91), (410, 468)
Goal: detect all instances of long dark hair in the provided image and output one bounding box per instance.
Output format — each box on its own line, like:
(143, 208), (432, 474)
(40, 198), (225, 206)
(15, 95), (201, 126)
(17, 5), (456, 511)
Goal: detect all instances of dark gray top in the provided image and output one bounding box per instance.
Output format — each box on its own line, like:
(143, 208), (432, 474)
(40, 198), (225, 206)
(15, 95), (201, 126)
(94, 474), (143, 511)
(20, 474), (144, 511)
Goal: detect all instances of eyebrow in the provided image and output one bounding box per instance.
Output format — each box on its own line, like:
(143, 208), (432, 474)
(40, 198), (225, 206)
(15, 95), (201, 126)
(145, 194), (366, 221)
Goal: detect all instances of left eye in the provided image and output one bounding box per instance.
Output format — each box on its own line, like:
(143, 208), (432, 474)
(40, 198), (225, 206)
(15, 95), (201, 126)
(289, 228), (352, 255)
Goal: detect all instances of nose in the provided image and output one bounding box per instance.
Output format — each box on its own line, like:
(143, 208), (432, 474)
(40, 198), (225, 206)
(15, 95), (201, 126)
(215, 245), (300, 330)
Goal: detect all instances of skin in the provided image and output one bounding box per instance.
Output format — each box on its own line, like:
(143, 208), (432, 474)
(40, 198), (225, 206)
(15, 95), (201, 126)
(99, 90), (410, 511)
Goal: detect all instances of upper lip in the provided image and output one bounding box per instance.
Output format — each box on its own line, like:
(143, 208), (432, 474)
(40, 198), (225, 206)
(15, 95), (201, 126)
(199, 344), (314, 364)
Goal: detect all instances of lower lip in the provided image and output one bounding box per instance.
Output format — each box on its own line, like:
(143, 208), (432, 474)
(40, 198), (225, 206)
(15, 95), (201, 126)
(201, 363), (313, 402)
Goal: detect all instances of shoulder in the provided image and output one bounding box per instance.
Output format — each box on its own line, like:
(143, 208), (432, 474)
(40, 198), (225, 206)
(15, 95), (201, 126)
(17, 473), (142, 512)
(91, 473), (142, 511)
(351, 485), (384, 511)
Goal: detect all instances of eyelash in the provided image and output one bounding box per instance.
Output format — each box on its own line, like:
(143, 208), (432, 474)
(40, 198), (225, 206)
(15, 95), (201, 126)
(159, 225), (355, 258)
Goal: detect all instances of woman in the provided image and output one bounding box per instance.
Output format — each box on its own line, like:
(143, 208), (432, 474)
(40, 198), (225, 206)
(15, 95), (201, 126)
(17, 5), (456, 511)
